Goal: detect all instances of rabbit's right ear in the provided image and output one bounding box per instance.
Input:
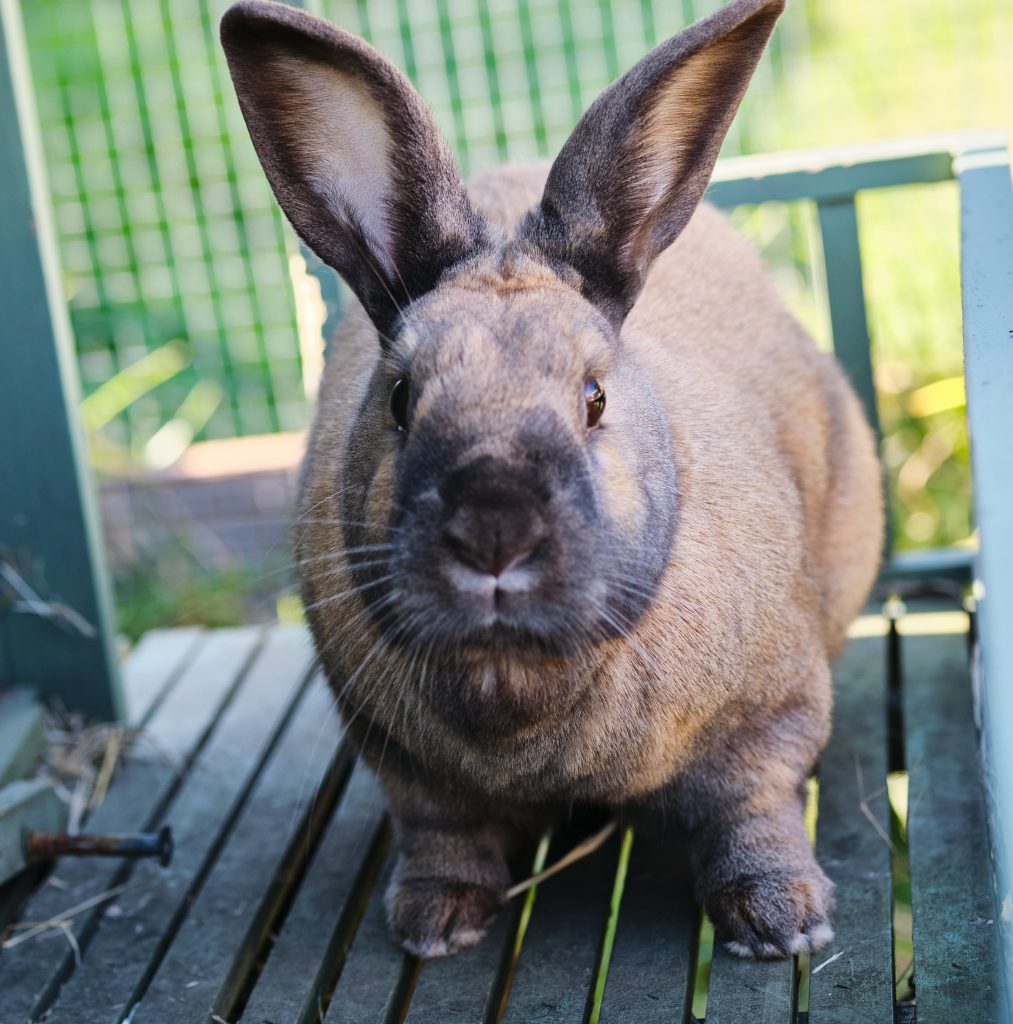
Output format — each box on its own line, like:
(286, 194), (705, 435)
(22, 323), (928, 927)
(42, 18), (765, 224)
(220, 1), (488, 340)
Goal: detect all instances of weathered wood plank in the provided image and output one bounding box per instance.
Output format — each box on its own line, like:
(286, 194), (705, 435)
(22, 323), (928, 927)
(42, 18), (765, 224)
(121, 627), (205, 727)
(499, 822), (619, 1024)
(403, 864), (530, 1024)
(0, 688), (45, 786)
(959, 141), (1013, 1014)
(705, 940), (795, 1023)
(901, 622), (1002, 1022)
(0, 779), (66, 886)
(323, 850), (415, 1024)
(707, 136), (968, 207)
(0, 0), (121, 719)
(883, 546), (973, 585)
(243, 760), (391, 1024)
(808, 631), (895, 1023)
(42, 626), (314, 1024)
(132, 676), (348, 1023)
(0, 626), (262, 1023)
(597, 827), (698, 1023)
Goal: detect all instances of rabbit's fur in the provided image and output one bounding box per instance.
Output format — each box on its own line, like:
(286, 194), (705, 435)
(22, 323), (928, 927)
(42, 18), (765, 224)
(222, 0), (883, 961)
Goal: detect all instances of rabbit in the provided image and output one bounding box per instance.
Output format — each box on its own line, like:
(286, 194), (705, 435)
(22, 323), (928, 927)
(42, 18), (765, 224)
(221, 0), (883, 961)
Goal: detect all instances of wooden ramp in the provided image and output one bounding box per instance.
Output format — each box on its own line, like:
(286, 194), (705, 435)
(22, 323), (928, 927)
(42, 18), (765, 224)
(0, 606), (1002, 1024)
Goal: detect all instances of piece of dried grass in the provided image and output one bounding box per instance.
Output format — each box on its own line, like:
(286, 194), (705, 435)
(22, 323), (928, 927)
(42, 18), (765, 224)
(89, 728), (123, 810)
(0, 881), (136, 961)
(37, 710), (137, 820)
(506, 819), (619, 899)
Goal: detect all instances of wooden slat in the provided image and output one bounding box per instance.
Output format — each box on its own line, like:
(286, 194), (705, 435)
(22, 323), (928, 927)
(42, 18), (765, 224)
(132, 677), (348, 1023)
(597, 828), (698, 1023)
(901, 623), (1002, 1021)
(959, 141), (1013, 1012)
(0, 0), (121, 719)
(0, 626), (262, 1023)
(808, 632), (895, 1022)
(706, 135), (987, 207)
(42, 626), (314, 1024)
(403, 870), (528, 1024)
(815, 197), (880, 444)
(243, 760), (389, 1024)
(884, 546), (974, 585)
(705, 941), (794, 1023)
(121, 626), (205, 726)
(0, 687), (45, 786)
(323, 852), (416, 1024)
(498, 824), (619, 1024)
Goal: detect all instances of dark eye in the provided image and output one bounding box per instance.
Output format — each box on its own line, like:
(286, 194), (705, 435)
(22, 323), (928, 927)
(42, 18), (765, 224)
(584, 377), (606, 428)
(390, 377), (410, 431)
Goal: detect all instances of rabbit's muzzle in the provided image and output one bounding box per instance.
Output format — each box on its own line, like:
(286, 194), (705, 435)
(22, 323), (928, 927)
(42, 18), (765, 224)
(384, 424), (603, 658)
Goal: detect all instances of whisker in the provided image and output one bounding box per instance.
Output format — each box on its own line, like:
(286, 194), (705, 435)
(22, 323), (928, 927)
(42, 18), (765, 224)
(261, 547), (394, 581)
(292, 482), (370, 528)
(338, 301), (403, 350)
(297, 518), (411, 535)
(298, 565), (391, 590)
(301, 575), (399, 614)
(606, 580), (659, 604)
(594, 602), (663, 677)
(344, 230), (407, 321)
(312, 590), (399, 665)
(373, 611), (427, 781)
(293, 545), (394, 565)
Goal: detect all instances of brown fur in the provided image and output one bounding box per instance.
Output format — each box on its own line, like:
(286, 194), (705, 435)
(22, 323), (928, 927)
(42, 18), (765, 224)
(222, 0), (883, 960)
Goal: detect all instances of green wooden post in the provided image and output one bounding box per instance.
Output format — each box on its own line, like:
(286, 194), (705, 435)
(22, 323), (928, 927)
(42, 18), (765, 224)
(814, 197), (881, 440)
(0, 0), (122, 720)
(959, 139), (1013, 1020)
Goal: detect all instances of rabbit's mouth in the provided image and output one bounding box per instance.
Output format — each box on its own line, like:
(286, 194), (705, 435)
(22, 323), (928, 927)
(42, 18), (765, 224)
(385, 529), (609, 659)
(462, 616), (588, 658)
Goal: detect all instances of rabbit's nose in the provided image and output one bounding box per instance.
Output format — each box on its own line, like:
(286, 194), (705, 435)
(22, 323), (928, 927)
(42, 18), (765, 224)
(443, 500), (548, 578)
(440, 459), (549, 578)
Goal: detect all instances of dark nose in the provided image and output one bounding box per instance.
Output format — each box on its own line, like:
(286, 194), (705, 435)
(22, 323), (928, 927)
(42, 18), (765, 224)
(441, 460), (548, 576)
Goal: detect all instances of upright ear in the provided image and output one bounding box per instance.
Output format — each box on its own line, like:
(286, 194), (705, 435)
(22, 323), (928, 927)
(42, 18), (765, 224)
(519, 0), (785, 328)
(221, 0), (488, 339)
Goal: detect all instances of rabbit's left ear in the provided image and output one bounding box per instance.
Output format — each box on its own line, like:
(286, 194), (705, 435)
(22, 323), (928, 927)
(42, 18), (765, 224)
(221, 0), (488, 340)
(520, 0), (785, 329)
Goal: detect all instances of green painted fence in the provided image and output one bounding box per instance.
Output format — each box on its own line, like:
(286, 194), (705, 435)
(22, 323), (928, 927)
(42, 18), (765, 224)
(13, 0), (1013, 559)
(21, 0), (1012, 450)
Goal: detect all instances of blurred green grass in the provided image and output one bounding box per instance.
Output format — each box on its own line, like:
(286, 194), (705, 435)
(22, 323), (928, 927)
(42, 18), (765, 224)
(21, 0), (1012, 636)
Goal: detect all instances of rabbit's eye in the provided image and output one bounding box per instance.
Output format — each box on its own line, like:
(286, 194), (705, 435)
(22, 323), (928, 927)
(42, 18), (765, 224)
(390, 377), (410, 431)
(584, 378), (606, 428)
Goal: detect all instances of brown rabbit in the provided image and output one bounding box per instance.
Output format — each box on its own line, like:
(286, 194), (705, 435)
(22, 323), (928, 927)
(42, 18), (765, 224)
(221, 0), (883, 960)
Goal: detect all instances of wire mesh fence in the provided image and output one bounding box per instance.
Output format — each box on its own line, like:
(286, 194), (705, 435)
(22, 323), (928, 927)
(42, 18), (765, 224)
(21, 0), (1013, 555)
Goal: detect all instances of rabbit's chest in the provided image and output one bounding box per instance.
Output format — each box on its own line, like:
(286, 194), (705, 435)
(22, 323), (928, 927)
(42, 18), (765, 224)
(413, 666), (712, 805)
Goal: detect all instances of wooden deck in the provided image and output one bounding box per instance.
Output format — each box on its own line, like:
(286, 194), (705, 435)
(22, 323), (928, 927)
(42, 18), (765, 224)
(0, 602), (1002, 1024)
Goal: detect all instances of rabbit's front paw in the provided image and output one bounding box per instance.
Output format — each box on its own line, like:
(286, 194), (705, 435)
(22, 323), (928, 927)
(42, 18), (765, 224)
(708, 868), (835, 960)
(385, 875), (506, 958)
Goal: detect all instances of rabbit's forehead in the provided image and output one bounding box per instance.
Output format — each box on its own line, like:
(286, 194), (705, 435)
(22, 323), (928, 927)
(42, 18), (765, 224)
(399, 287), (614, 381)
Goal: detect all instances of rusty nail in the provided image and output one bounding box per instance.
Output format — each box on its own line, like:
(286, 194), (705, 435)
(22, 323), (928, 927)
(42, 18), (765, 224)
(24, 825), (173, 867)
